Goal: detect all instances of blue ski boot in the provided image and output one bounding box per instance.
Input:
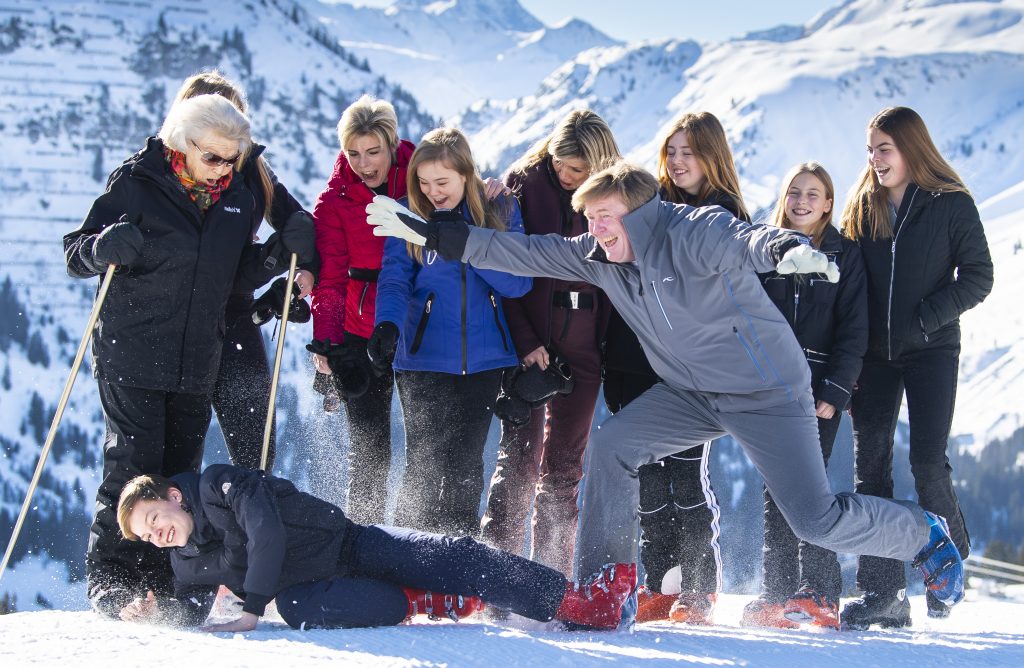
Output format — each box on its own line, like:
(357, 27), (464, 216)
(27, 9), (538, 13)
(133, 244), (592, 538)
(912, 512), (964, 608)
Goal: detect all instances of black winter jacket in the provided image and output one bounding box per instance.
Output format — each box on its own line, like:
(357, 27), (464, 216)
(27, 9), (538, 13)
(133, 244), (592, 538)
(64, 137), (288, 393)
(759, 225), (868, 410)
(171, 465), (355, 618)
(856, 183), (993, 360)
(604, 189), (749, 376)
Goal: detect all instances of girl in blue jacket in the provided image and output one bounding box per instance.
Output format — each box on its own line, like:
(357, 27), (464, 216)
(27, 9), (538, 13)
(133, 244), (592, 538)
(369, 127), (531, 537)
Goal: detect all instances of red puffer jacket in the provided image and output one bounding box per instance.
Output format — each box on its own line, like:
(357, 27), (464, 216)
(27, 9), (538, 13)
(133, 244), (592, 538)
(311, 140), (415, 341)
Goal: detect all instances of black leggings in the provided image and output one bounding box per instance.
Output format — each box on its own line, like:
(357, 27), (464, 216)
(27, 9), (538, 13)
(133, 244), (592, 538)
(851, 347), (967, 595)
(394, 368), (503, 537)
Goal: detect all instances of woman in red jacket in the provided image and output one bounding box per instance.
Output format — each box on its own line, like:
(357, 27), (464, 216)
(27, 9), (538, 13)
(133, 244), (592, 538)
(479, 110), (620, 577)
(309, 95), (414, 525)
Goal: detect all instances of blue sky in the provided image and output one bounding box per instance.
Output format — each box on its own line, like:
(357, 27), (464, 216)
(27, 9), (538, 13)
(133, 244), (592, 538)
(350, 1), (839, 43)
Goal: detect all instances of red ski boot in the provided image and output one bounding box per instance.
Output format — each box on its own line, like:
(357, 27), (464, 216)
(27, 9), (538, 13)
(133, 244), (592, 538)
(635, 585), (676, 623)
(668, 592), (716, 625)
(555, 562), (638, 630)
(402, 587), (484, 622)
(783, 588), (840, 630)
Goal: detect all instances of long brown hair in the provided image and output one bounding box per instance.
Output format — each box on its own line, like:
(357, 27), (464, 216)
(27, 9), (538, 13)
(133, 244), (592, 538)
(406, 128), (508, 264)
(173, 70), (274, 223)
(841, 106), (971, 241)
(770, 162), (834, 248)
(508, 109), (621, 178)
(657, 112), (749, 221)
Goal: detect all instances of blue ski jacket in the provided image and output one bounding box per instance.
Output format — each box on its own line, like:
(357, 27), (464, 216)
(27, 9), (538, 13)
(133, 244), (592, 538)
(375, 196), (531, 374)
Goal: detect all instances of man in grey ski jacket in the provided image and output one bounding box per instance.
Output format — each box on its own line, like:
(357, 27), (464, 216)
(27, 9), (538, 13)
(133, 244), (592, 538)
(365, 161), (962, 610)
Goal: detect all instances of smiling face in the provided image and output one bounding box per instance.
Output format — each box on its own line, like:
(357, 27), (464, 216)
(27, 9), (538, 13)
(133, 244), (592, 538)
(346, 133), (392, 189)
(416, 160), (467, 211)
(185, 132), (240, 186)
(127, 489), (194, 549)
(784, 171), (832, 235)
(867, 128), (910, 201)
(585, 194), (634, 263)
(552, 154), (590, 191)
(664, 130), (706, 196)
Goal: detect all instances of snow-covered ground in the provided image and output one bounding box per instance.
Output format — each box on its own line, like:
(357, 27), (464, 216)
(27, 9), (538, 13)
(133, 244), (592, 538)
(2, 589), (1022, 667)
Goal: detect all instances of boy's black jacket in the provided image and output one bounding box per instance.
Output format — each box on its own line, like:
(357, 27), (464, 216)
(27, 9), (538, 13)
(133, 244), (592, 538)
(172, 464), (354, 617)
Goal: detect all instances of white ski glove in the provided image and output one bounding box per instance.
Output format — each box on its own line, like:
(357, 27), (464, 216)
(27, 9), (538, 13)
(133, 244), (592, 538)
(776, 243), (840, 283)
(366, 196), (428, 246)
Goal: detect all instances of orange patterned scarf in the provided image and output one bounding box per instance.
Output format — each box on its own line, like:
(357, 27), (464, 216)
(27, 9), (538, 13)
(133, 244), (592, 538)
(164, 147), (232, 215)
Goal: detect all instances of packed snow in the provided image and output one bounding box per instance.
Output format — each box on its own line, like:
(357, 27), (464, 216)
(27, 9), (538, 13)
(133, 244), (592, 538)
(1, 583), (1022, 666)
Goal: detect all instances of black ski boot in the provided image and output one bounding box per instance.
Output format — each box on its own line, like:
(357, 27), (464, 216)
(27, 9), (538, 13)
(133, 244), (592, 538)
(840, 590), (912, 630)
(925, 590), (951, 619)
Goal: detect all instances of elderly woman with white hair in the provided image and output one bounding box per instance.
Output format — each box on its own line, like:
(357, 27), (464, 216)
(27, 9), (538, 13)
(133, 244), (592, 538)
(63, 93), (315, 622)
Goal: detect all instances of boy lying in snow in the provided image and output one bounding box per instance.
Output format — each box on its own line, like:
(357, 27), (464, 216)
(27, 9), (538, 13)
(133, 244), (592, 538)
(116, 463), (636, 632)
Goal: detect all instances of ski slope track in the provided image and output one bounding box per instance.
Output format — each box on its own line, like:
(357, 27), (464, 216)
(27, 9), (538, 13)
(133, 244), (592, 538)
(1, 591), (1023, 667)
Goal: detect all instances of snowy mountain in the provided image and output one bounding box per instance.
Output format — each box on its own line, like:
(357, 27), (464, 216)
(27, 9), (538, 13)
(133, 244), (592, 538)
(457, 0), (1024, 448)
(1, 0), (1022, 624)
(305, 0), (620, 117)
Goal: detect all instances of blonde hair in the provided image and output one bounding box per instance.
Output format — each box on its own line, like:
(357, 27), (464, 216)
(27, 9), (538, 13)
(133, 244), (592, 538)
(172, 71), (275, 222)
(571, 161), (658, 214)
(842, 106), (971, 241)
(117, 474), (179, 541)
(406, 127), (508, 263)
(508, 109), (621, 179)
(159, 94), (252, 171)
(770, 162), (835, 248)
(338, 94), (399, 156)
(657, 112), (749, 221)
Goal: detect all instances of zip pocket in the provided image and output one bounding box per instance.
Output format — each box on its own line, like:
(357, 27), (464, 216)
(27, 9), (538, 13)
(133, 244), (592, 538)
(651, 280), (673, 330)
(410, 293), (435, 354)
(489, 291), (510, 352)
(733, 326), (767, 383)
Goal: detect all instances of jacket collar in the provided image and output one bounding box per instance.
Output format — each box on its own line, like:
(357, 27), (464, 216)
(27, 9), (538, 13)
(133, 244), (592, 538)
(818, 223), (843, 253)
(170, 471), (216, 554)
(584, 193), (662, 265)
(130, 136), (258, 198)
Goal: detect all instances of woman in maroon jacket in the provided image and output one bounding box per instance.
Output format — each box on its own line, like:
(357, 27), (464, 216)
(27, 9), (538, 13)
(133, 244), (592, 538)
(310, 95), (414, 525)
(479, 110), (621, 577)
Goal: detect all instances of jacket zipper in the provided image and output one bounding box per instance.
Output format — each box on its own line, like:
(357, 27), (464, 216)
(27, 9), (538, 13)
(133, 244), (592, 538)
(733, 326), (767, 383)
(357, 282), (370, 316)
(650, 280), (673, 330)
(489, 291), (510, 352)
(461, 264), (468, 374)
(886, 187), (919, 360)
(793, 280), (800, 326)
(822, 378), (851, 397)
(410, 293), (434, 354)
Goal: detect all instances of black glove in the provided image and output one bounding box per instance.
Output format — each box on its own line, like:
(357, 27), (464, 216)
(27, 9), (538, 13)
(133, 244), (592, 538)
(280, 211), (316, 264)
(494, 366), (532, 426)
(306, 339), (370, 400)
(92, 217), (144, 268)
(312, 371), (342, 413)
(494, 355), (575, 426)
(426, 209), (471, 262)
(366, 322), (400, 375)
(252, 277), (311, 325)
(766, 231), (810, 265)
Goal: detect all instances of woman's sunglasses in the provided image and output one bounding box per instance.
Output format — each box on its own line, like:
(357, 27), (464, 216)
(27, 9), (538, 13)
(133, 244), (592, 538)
(190, 139), (241, 167)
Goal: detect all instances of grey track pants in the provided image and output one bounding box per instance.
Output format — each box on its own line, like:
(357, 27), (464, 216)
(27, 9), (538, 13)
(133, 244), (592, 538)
(575, 383), (931, 580)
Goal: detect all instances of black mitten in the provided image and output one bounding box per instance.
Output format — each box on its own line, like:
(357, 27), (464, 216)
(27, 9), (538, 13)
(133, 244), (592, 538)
(366, 322), (400, 375)
(513, 354), (575, 403)
(92, 217), (144, 268)
(253, 277), (311, 325)
(306, 339), (370, 400)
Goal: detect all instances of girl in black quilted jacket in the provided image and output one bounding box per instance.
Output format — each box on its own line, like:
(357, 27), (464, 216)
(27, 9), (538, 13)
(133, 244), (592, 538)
(839, 106), (993, 629)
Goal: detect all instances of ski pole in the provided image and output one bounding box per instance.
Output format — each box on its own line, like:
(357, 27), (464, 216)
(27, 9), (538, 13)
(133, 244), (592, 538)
(0, 263), (117, 582)
(260, 253), (298, 471)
